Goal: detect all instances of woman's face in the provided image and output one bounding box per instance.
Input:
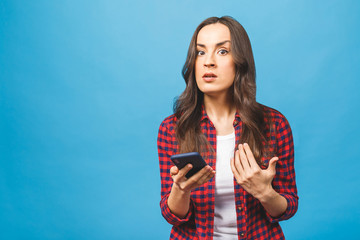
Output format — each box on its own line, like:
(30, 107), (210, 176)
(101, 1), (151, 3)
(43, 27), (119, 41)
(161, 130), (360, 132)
(195, 23), (236, 97)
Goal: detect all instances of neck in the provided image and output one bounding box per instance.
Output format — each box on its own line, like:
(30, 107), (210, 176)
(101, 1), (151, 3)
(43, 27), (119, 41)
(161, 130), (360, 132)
(204, 92), (236, 121)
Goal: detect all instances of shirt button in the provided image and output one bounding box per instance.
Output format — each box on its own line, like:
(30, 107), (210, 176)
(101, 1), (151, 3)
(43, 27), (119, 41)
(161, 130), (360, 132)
(240, 233), (245, 237)
(238, 207), (242, 211)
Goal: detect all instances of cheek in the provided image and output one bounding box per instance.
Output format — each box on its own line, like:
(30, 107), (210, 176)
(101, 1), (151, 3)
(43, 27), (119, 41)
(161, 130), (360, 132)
(195, 60), (203, 83)
(195, 60), (202, 74)
(223, 60), (236, 80)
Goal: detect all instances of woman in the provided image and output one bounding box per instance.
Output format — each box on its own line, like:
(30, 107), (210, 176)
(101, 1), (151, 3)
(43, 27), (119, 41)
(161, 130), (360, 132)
(157, 16), (298, 240)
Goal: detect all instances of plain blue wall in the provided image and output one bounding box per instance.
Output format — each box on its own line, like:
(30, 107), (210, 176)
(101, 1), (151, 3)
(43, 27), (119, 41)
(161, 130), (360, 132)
(1, 0), (359, 239)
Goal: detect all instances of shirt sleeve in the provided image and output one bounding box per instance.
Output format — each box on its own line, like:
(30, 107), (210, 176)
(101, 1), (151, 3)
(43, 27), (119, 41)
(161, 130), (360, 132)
(265, 115), (299, 223)
(157, 118), (194, 226)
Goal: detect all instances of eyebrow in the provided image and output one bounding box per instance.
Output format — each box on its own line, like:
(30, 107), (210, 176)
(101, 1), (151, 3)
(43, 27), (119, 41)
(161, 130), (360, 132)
(196, 40), (231, 48)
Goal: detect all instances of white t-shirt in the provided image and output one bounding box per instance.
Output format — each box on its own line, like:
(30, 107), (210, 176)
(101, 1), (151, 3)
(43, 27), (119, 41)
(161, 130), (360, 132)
(213, 132), (237, 239)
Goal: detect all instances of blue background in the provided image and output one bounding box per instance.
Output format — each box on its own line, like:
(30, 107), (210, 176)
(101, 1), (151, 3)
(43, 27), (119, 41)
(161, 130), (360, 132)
(1, 0), (359, 239)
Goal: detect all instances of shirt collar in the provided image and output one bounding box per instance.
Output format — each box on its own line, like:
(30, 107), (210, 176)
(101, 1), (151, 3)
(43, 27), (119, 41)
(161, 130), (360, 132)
(200, 105), (209, 122)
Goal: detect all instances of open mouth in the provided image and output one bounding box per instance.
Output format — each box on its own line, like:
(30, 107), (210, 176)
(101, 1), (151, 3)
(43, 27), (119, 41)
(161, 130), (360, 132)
(202, 72), (217, 81)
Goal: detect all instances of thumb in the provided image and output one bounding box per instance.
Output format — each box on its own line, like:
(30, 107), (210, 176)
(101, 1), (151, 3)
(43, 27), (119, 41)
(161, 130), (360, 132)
(268, 157), (279, 173)
(170, 166), (179, 176)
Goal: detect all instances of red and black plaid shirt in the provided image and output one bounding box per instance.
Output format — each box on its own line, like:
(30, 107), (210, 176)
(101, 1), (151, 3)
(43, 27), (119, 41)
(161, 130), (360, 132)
(157, 105), (298, 240)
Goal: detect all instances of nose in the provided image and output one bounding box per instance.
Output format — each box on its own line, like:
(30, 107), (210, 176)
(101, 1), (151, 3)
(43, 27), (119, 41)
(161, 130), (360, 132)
(204, 53), (216, 68)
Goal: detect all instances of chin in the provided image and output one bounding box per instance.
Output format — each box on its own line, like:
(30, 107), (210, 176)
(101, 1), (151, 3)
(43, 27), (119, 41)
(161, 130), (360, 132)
(200, 89), (224, 96)
(199, 85), (233, 96)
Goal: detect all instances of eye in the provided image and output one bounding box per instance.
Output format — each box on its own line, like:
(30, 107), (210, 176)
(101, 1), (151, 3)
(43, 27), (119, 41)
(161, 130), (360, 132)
(218, 49), (229, 55)
(197, 50), (205, 56)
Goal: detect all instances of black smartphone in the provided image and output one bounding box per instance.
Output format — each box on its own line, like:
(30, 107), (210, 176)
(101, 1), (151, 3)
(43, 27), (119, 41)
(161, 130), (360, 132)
(170, 152), (207, 179)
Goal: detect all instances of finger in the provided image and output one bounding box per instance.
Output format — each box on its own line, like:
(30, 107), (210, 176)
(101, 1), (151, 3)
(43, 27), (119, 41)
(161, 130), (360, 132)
(186, 165), (214, 187)
(230, 157), (242, 183)
(196, 166), (214, 184)
(234, 149), (245, 176)
(177, 164), (193, 179)
(267, 156), (279, 173)
(189, 165), (213, 181)
(170, 166), (179, 176)
(238, 144), (251, 172)
(207, 170), (216, 179)
(243, 143), (260, 170)
(203, 170), (216, 183)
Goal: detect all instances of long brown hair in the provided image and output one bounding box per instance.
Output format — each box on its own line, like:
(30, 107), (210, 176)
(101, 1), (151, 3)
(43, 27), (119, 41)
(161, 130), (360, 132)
(174, 16), (270, 164)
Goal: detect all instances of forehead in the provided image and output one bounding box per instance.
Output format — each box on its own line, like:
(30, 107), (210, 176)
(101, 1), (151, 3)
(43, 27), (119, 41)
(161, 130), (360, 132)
(196, 23), (231, 45)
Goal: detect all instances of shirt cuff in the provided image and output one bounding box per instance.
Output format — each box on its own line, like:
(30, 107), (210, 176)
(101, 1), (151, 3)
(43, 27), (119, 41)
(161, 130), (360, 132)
(265, 193), (298, 223)
(160, 194), (194, 226)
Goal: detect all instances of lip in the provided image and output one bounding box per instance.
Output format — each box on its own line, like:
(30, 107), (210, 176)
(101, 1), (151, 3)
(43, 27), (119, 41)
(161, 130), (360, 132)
(202, 72), (217, 82)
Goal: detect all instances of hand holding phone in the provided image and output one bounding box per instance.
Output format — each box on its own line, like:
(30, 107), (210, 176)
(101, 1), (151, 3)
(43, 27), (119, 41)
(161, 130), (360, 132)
(167, 153), (215, 220)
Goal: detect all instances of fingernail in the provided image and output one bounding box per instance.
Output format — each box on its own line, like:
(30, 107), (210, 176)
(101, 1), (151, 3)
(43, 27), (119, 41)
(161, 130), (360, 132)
(244, 143), (248, 146)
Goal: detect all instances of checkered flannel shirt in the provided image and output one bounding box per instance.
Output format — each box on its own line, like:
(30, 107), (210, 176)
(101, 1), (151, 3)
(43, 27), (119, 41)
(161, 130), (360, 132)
(157, 105), (298, 240)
